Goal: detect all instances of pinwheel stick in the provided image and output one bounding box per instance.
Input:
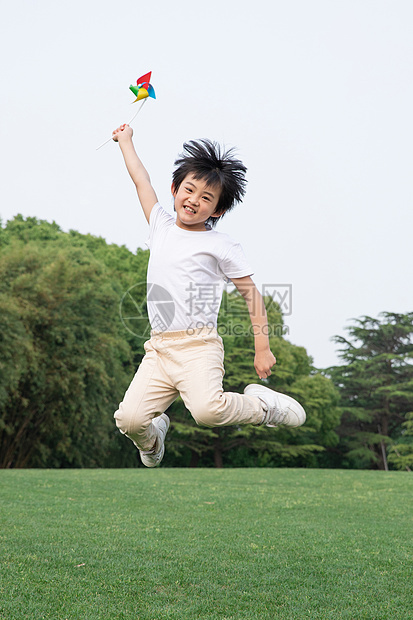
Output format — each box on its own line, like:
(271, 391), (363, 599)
(127, 96), (148, 125)
(96, 98), (148, 151)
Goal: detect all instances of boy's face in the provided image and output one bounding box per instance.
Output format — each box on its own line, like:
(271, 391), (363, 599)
(172, 174), (222, 231)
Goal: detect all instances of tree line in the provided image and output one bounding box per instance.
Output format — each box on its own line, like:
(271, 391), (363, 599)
(1, 215), (412, 470)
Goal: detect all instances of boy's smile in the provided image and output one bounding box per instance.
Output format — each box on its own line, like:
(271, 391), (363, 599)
(172, 174), (221, 231)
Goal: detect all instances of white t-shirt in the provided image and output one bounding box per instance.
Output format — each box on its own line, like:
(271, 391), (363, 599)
(146, 203), (253, 332)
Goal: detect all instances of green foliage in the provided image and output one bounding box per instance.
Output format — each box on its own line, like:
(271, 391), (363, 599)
(0, 240), (129, 467)
(0, 216), (149, 468)
(1, 214), (341, 468)
(388, 411), (413, 471)
(327, 313), (413, 470)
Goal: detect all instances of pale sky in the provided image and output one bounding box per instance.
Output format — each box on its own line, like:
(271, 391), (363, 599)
(1, 0), (412, 368)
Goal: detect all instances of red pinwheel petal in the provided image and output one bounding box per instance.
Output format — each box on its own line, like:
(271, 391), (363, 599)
(136, 71), (152, 86)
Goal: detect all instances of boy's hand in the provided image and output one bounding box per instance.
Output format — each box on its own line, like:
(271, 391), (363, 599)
(254, 348), (276, 380)
(112, 124), (133, 142)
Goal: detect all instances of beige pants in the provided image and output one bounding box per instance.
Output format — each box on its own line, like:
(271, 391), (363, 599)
(114, 327), (265, 451)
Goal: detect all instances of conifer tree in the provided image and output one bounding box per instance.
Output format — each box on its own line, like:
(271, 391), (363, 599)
(328, 312), (413, 470)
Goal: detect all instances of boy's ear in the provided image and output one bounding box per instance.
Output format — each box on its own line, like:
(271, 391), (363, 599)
(171, 182), (176, 196)
(211, 209), (224, 218)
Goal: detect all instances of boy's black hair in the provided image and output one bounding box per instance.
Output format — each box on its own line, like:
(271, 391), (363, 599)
(172, 139), (247, 228)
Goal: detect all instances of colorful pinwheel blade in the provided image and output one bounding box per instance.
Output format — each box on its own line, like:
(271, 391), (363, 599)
(134, 88), (149, 102)
(129, 84), (140, 97)
(136, 71), (152, 86)
(147, 84), (156, 99)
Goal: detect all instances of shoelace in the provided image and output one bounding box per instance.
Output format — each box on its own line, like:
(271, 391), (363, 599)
(261, 394), (287, 426)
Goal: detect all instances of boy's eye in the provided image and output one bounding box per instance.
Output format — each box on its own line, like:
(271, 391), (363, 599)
(203, 196), (210, 201)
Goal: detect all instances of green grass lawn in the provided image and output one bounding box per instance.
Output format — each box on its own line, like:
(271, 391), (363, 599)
(1, 468), (412, 620)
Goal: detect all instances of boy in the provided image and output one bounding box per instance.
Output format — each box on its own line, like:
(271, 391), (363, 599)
(113, 124), (305, 467)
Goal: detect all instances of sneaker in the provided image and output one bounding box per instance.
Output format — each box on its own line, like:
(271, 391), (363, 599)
(139, 414), (170, 468)
(244, 384), (306, 428)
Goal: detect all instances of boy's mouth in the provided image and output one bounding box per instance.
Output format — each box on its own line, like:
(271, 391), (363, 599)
(183, 205), (196, 214)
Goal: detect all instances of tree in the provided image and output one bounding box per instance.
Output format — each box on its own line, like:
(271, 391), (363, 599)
(0, 215), (152, 468)
(327, 312), (413, 470)
(0, 239), (134, 467)
(0, 214), (342, 469)
(388, 411), (413, 472)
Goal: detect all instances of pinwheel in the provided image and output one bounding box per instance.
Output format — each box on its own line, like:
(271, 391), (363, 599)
(129, 71), (156, 102)
(97, 72), (156, 150)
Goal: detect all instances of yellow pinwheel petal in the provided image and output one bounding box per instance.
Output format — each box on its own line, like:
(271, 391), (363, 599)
(134, 88), (149, 102)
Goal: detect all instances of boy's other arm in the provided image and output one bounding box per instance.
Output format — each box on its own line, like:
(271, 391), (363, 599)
(112, 124), (158, 223)
(231, 276), (276, 380)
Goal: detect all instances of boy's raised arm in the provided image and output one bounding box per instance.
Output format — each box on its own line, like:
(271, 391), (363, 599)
(112, 124), (158, 223)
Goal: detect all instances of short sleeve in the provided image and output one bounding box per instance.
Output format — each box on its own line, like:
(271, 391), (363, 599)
(219, 242), (254, 282)
(146, 203), (175, 249)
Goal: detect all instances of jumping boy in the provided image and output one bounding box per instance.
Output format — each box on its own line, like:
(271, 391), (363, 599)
(113, 124), (306, 467)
